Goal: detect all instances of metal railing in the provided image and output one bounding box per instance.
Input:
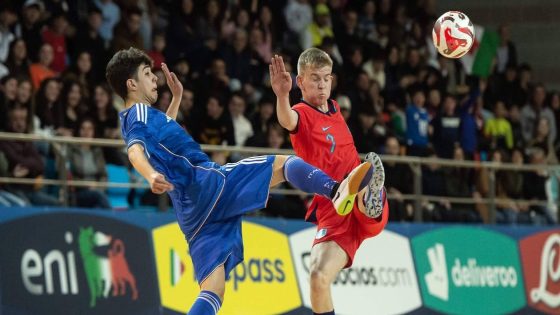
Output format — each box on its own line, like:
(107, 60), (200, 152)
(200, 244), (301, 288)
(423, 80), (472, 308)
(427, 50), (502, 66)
(0, 131), (558, 223)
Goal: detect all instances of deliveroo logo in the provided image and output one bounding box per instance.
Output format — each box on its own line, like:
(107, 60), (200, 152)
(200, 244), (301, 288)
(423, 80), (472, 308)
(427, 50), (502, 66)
(412, 227), (525, 315)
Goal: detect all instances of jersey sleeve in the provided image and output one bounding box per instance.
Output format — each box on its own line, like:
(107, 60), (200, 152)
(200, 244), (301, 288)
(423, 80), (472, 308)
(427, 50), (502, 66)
(123, 104), (151, 158)
(290, 104), (309, 135)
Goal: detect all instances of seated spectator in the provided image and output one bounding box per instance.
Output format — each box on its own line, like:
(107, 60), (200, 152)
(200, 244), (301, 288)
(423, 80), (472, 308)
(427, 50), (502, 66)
(59, 80), (89, 136)
(526, 117), (558, 163)
(432, 95), (461, 159)
(444, 147), (481, 223)
(14, 77), (34, 128)
(34, 78), (63, 134)
(176, 88), (197, 135)
(303, 4), (334, 49)
(352, 107), (383, 153)
(29, 43), (57, 91)
(0, 151), (28, 207)
(336, 95), (352, 122)
(221, 29), (251, 85)
(147, 32), (166, 71)
(383, 136), (413, 221)
(484, 101), (513, 151)
(0, 107), (60, 206)
(94, 0), (121, 44)
(522, 148), (556, 225)
(521, 84), (556, 145)
(406, 87), (430, 156)
(494, 150), (521, 224)
(67, 118), (110, 208)
(421, 149), (449, 221)
(197, 96), (234, 146)
(15, 0), (44, 64)
(229, 94), (253, 147)
(63, 51), (95, 97)
(0, 75), (18, 130)
(41, 13), (68, 73)
(5, 39), (30, 78)
(112, 7), (143, 52)
(71, 7), (108, 83)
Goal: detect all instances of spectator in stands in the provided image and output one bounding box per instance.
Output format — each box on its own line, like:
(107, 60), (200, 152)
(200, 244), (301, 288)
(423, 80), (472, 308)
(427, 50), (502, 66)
(406, 87), (429, 156)
(228, 94), (253, 147)
(484, 101), (513, 151)
(29, 43), (57, 91)
(112, 7), (143, 52)
(15, 77), (34, 126)
(496, 24), (518, 74)
(246, 97), (274, 147)
(147, 32), (165, 71)
(0, 106), (60, 206)
(197, 96), (234, 146)
(5, 38), (29, 79)
(196, 58), (231, 107)
(347, 71), (373, 121)
(195, 0), (222, 43)
(432, 95), (461, 159)
(352, 106), (381, 154)
(383, 136), (413, 221)
(0, 75), (18, 130)
(494, 150), (521, 224)
(284, 0), (313, 51)
(176, 88), (196, 135)
(421, 149), (450, 221)
(34, 77), (63, 133)
(509, 104), (525, 149)
(71, 8), (107, 82)
(221, 29), (251, 86)
(425, 88), (441, 120)
(523, 148), (556, 224)
(303, 4), (334, 49)
(521, 84), (556, 146)
(358, 0), (378, 43)
(0, 6), (17, 64)
(41, 13), (68, 73)
(362, 52), (386, 91)
(0, 151), (28, 207)
(444, 147), (480, 222)
(459, 85), (483, 160)
(336, 95), (352, 122)
(68, 118), (110, 209)
(15, 0), (44, 64)
(527, 117), (558, 163)
(59, 80), (88, 136)
(91, 83), (118, 139)
(94, 0), (120, 44)
(63, 51), (94, 97)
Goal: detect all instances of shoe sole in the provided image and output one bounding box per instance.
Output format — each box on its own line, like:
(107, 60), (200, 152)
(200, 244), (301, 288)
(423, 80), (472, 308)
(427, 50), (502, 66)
(365, 152), (385, 216)
(335, 162), (372, 216)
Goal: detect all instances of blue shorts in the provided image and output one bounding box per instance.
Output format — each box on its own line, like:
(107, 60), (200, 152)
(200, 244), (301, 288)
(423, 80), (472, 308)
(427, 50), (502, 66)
(187, 155), (274, 284)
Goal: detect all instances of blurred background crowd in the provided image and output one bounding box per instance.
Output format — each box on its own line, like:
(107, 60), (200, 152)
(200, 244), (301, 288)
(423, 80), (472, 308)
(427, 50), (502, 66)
(0, 0), (558, 225)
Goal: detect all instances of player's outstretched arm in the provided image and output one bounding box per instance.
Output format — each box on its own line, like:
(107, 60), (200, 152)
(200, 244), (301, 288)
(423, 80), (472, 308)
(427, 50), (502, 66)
(270, 55), (298, 131)
(128, 144), (174, 194)
(162, 62), (183, 120)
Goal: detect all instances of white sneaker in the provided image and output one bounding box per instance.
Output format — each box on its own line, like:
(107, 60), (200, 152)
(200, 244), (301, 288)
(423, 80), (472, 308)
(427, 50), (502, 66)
(332, 162), (372, 216)
(364, 152), (386, 218)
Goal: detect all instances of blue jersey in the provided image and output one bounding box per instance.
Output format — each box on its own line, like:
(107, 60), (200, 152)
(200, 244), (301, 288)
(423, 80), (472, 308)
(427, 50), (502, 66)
(119, 103), (275, 284)
(119, 103), (224, 239)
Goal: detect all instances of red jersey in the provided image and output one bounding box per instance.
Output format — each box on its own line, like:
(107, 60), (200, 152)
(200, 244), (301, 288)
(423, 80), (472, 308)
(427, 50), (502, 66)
(290, 99), (361, 221)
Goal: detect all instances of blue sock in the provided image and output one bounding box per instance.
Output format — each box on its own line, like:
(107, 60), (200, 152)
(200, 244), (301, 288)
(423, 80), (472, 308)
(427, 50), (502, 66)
(313, 311), (335, 315)
(283, 156), (337, 198)
(187, 290), (222, 315)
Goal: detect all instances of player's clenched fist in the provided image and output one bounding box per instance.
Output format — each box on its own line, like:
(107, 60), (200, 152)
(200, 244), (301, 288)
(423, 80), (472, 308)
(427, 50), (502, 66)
(149, 172), (174, 194)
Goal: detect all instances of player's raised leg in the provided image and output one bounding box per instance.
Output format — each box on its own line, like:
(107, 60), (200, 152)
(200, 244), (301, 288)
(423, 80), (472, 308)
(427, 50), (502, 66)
(187, 266), (225, 315)
(271, 155), (371, 215)
(357, 152), (387, 218)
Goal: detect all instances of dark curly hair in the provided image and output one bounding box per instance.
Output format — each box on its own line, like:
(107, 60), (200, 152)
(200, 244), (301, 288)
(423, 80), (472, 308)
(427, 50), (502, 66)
(105, 47), (152, 100)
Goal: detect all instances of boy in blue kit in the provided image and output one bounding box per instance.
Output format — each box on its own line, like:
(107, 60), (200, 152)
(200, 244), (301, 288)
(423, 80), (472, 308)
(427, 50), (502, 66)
(106, 47), (372, 315)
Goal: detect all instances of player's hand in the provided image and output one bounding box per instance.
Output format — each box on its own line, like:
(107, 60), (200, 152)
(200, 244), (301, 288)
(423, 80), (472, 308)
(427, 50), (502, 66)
(270, 55), (292, 97)
(161, 63), (183, 98)
(149, 172), (174, 194)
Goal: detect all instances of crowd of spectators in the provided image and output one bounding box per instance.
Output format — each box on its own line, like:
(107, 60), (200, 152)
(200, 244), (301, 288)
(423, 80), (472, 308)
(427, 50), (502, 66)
(0, 0), (558, 225)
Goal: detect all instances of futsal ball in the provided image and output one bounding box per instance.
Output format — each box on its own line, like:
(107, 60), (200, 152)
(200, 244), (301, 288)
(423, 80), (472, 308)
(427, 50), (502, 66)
(432, 11), (475, 59)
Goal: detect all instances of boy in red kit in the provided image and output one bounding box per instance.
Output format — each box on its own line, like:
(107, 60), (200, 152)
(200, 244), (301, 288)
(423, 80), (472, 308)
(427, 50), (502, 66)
(270, 48), (389, 315)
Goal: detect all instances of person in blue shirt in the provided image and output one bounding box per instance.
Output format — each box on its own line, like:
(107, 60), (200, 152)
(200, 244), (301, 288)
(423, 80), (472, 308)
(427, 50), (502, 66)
(405, 87), (430, 156)
(105, 47), (372, 315)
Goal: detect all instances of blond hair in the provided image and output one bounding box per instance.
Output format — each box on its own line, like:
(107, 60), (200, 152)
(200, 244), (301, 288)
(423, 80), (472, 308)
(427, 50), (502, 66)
(297, 48), (333, 75)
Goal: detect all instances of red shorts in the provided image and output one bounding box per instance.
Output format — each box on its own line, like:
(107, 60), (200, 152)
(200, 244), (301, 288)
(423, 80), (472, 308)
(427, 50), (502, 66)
(307, 196), (389, 268)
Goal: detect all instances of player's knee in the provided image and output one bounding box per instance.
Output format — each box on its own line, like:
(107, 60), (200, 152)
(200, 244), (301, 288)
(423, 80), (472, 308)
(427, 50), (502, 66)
(310, 266), (331, 292)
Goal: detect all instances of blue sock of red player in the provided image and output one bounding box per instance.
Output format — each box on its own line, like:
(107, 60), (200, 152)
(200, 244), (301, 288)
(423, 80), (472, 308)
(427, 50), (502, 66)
(187, 290), (221, 315)
(283, 156), (337, 197)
